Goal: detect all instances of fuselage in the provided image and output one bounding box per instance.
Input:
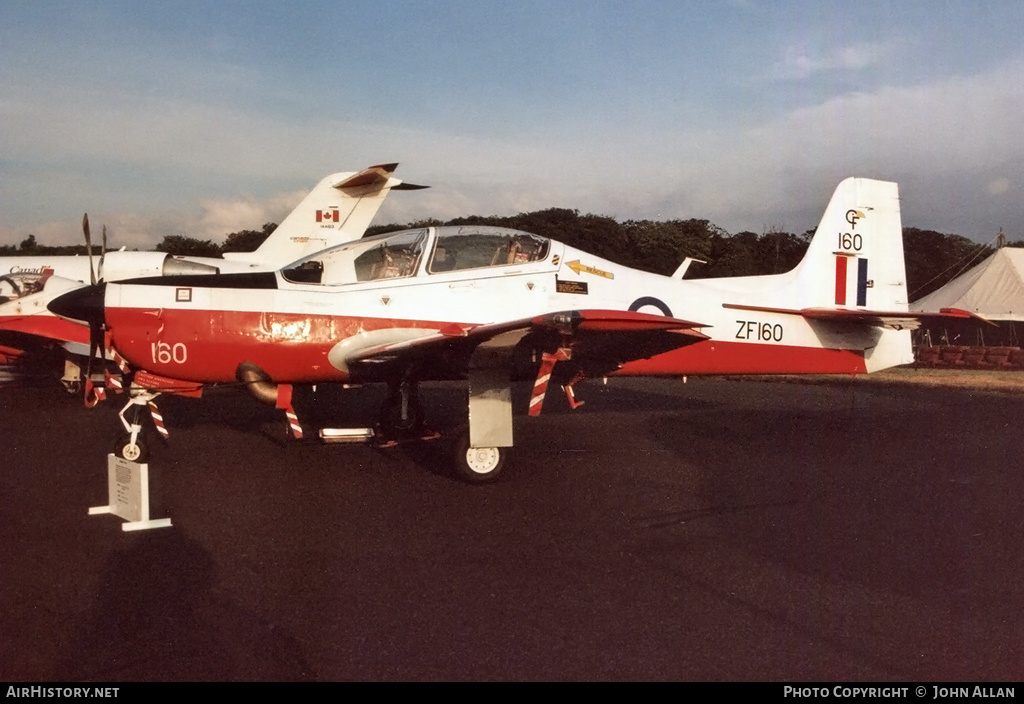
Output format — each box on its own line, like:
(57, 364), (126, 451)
(99, 225), (887, 385)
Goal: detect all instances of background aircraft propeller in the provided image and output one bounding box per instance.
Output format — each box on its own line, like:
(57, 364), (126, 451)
(82, 213), (96, 286)
(79, 213), (112, 405)
(81, 213), (109, 286)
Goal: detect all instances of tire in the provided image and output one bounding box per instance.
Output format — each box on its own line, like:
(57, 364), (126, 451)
(113, 433), (149, 464)
(61, 378), (81, 395)
(453, 432), (508, 484)
(378, 393), (424, 436)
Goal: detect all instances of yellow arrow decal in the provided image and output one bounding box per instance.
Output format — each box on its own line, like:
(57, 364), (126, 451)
(566, 260), (614, 280)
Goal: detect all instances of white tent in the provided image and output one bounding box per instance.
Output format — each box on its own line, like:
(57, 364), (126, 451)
(912, 248), (1024, 321)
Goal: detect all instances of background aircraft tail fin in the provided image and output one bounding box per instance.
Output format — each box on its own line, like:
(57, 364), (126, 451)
(225, 164), (427, 266)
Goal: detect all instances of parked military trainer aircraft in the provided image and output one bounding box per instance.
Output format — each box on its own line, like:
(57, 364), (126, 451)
(1, 164), (425, 386)
(49, 177), (973, 482)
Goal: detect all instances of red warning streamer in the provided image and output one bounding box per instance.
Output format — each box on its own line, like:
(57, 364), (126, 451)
(529, 348), (571, 417)
(148, 401), (169, 440)
(284, 407), (303, 439)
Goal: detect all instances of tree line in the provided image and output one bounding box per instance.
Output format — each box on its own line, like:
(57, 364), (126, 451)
(3, 210), (1003, 300)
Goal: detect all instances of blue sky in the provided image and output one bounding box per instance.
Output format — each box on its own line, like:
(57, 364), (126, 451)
(2, 1), (1024, 248)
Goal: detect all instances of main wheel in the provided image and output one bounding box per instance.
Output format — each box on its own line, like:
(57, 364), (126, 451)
(453, 432), (508, 484)
(378, 392), (425, 436)
(113, 433), (149, 463)
(61, 378), (81, 395)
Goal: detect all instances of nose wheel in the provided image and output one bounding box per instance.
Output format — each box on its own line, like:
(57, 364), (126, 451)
(112, 391), (161, 464)
(113, 433), (149, 463)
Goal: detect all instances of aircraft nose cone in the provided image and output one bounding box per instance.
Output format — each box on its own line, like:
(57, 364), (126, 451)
(48, 283), (106, 327)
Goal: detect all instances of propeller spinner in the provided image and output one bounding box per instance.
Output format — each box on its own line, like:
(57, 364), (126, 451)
(48, 282), (109, 406)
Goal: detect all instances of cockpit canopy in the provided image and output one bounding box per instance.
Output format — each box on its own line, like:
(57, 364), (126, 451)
(281, 226), (550, 286)
(0, 271), (52, 304)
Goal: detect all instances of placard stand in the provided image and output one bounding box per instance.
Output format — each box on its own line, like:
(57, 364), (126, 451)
(89, 454), (172, 532)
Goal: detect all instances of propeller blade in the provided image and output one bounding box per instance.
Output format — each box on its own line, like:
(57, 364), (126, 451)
(82, 213), (96, 285)
(100, 224), (108, 281)
(84, 287), (106, 408)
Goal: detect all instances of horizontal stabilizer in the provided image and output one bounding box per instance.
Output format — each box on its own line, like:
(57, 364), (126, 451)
(333, 163), (428, 192)
(723, 303), (986, 330)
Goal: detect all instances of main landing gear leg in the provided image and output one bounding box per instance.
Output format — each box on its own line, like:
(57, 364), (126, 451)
(376, 377), (434, 445)
(454, 338), (518, 483)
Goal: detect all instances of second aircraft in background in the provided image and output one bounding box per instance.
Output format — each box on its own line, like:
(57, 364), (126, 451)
(1, 164), (425, 390)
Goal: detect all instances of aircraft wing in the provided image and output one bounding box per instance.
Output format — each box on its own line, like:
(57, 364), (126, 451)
(338, 309), (709, 377)
(722, 303), (987, 331)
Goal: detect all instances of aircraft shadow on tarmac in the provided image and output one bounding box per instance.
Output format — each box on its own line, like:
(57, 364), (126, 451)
(54, 530), (315, 681)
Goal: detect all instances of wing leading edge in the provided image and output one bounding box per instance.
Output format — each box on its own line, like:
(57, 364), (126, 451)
(335, 309), (709, 377)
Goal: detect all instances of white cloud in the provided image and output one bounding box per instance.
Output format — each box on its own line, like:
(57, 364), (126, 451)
(768, 41), (898, 81)
(986, 178), (1011, 196)
(195, 189), (305, 240)
(643, 57), (1024, 237)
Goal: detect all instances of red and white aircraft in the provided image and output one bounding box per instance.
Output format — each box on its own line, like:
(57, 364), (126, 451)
(49, 177), (972, 482)
(1, 164), (424, 385)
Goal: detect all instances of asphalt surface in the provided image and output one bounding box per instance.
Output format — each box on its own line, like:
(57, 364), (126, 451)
(2, 369), (1023, 681)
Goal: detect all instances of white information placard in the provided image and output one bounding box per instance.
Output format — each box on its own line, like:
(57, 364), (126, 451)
(89, 454), (172, 531)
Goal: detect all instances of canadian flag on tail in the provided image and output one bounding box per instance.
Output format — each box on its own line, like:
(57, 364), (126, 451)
(316, 208), (340, 223)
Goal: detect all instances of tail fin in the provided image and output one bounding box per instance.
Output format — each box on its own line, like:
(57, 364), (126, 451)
(223, 164), (427, 266)
(723, 178), (914, 371)
(792, 177), (907, 311)
(792, 177), (913, 370)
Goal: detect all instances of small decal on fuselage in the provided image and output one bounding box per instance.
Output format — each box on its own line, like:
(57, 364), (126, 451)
(175, 288), (192, 303)
(556, 279), (588, 294)
(566, 260), (614, 279)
